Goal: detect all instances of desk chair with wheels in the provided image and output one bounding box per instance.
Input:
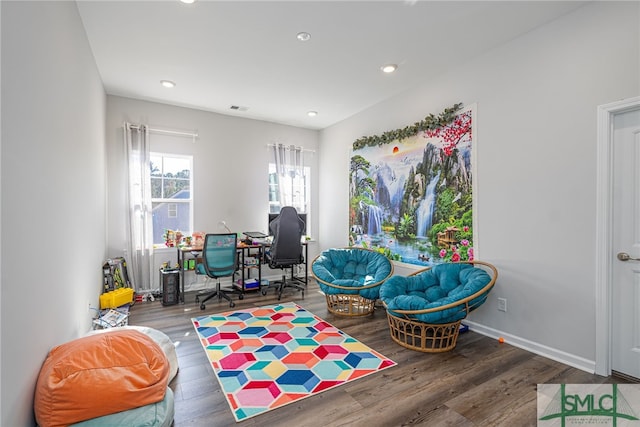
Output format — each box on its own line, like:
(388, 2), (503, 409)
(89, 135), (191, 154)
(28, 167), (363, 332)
(265, 207), (305, 300)
(191, 254), (211, 289)
(195, 233), (238, 310)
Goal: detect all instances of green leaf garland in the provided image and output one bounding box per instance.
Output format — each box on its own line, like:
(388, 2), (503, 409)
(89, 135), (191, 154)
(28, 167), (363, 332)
(352, 102), (463, 150)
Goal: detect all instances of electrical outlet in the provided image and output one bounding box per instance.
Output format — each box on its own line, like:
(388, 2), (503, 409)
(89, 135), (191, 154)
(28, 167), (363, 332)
(497, 297), (507, 312)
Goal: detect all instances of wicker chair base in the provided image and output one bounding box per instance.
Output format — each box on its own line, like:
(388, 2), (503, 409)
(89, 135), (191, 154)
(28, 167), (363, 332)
(386, 312), (462, 353)
(325, 294), (376, 316)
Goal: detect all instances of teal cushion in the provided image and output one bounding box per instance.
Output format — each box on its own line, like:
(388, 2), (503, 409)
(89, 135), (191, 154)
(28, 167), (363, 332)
(380, 263), (492, 324)
(71, 387), (174, 427)
(312, 248), (392, 300)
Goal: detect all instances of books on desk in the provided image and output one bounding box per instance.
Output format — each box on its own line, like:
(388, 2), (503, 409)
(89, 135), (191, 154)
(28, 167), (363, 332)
(243, 257), (260, 266)
(236, 278), (260, 290)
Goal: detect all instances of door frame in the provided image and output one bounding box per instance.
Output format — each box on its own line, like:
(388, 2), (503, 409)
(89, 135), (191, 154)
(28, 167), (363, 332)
(595, 96), (640, 376)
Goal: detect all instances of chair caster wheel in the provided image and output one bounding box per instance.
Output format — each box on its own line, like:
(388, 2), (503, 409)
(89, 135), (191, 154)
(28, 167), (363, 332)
(239, 294), (244, 300)
(261, 289), (267, 296)
(195, 296), (200, 303)
(230, 302), (235, 308)
(200, 303), (206, 310)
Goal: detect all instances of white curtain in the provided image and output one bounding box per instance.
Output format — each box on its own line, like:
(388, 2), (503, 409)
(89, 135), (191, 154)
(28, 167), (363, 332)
(271, 143), (304, 208)
(124, 122), (154, 291)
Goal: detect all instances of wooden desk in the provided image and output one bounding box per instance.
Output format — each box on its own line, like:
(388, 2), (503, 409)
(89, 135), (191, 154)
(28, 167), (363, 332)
(177, 244), (264, 303)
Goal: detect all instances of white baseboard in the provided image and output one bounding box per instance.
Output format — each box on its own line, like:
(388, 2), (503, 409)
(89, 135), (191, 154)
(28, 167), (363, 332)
(463, 320), (597, 375)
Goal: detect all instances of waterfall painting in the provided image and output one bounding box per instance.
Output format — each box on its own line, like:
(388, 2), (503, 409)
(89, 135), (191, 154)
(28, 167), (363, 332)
(349, 105), (475, 266)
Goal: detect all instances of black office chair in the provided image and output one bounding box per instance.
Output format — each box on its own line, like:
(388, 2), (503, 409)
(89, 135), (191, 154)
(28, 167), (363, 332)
(266, 207), (306, 300)
(195, 233), (238, 309)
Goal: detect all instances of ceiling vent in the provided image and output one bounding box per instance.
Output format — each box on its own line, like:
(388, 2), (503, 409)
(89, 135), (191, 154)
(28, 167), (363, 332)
(229, 105), (249, 112)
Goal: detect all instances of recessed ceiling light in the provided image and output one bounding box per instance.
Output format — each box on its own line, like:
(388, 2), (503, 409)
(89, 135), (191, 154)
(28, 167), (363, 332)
(381, 64), (398, 73)
(180, 0), (195, 4)
(307, 111), (318, 117)
(160, 80), (176, 88)
(296, 32), (311, 42)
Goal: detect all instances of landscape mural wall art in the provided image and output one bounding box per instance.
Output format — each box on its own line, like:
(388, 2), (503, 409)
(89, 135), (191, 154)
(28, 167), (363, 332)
(349, 103), (475, 266)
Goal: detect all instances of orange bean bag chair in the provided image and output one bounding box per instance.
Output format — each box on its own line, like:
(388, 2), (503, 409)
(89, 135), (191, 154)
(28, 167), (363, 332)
(34, 329), (169, 427)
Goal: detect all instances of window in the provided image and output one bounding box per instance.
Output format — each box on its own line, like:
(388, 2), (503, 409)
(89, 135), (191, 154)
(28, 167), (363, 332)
(268, 163), (310, 226)
(151, 153), (193, 245)
(268, 144), (312, 235)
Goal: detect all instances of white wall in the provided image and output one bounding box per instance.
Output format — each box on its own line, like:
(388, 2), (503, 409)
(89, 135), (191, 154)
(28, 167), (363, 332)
(1, 2), (106, 426)
(319, 1), (640, 371)
(105, 96), (320, 289)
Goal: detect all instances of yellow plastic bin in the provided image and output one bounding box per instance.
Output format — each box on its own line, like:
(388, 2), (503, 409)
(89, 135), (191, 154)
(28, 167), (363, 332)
(100, 288), (134, 309)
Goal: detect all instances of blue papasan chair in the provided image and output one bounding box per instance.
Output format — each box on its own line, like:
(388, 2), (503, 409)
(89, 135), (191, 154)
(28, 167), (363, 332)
(312, 248), (394, 316)
(380, 261), (497, 352)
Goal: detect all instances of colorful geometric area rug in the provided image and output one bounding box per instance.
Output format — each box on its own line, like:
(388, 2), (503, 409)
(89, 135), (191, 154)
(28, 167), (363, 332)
(192, 302), (397, 422)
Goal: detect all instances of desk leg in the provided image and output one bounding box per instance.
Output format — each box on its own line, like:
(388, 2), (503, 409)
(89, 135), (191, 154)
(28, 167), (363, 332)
(304, 244), (308, 285)
(181, 264), (185, 304)
(291, 244), (308, 286)
(177, 249), (185, 303)
(240, 248), (245, 297)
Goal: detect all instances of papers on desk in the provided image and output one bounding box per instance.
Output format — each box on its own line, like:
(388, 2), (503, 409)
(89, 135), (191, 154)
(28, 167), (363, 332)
(243, 231), (267, 239)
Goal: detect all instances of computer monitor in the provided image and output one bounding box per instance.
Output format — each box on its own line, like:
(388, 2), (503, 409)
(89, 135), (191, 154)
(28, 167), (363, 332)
(268, 211), (306, 235)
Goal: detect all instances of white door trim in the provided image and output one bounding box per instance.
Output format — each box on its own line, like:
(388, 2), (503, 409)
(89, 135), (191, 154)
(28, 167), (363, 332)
(595, 96), (640, 376)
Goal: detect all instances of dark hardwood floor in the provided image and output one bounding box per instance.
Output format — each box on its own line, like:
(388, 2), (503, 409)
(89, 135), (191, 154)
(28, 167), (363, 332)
(128, 280), (628, 427)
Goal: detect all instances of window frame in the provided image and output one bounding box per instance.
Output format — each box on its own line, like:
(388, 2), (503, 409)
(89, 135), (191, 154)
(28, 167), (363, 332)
(150, 152), (194, 245)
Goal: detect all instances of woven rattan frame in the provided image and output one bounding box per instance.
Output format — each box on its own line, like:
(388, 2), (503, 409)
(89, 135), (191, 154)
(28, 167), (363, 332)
(325, 294), (376, 316)
(383, 260), (498, 352)
(312, 248), (394, 317)
(387, 313), (461, 352)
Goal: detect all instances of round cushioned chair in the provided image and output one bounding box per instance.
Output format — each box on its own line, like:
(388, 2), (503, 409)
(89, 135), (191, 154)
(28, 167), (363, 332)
(380, 260), (497, 352)
(312, 247), (394, 316)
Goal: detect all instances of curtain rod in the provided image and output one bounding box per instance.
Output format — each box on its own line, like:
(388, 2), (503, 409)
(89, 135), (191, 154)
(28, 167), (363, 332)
(267, 143), (315, 153)
(126, 123), (199, 139)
